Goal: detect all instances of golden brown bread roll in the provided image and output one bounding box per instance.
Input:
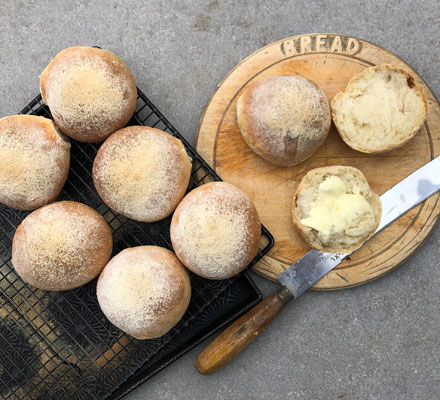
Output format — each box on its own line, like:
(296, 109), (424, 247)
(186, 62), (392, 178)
(236, 75), (331, 166)
(170, 182), (261, 279)
(93, 126), (192, 222)
(40, 46), (137, 143)
(12, 201), (112, 291)
(97, 246), (191, 339)
(292, 166), (381, 253)
(0, 115), (70, 210)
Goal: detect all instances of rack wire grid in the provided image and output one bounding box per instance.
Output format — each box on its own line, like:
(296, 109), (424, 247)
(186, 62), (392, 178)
(0, 88), (274, 400)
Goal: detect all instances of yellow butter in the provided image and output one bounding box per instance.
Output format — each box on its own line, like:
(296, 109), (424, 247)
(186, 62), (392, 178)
(301, 176), (373, 235)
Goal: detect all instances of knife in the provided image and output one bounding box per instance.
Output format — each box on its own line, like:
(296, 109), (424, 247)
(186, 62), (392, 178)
(195, 156), (440, 375)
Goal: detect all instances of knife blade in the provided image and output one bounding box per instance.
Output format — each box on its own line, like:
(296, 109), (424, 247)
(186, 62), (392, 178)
(196, 156), (440, 375)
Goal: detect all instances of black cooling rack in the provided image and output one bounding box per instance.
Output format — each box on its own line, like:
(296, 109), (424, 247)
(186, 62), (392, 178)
(0, 88), (274, 400)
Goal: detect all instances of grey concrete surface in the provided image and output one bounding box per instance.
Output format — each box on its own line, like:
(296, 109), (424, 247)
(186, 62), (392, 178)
(1, 0), (440, 399)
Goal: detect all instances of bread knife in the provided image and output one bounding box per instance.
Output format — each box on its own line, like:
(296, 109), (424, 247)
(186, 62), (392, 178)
(195, 156), (440, 374)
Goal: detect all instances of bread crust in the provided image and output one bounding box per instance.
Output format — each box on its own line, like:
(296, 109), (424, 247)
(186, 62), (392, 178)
(0, 115), (70, 210)
(96, 246), (191, 339)
(40, 46), (137, 143)
(170, 182), (261, 279)
(292, 166), (381, 253)
(331, 64), (428, 154)
(236, 75), (331, 166)
(93, 126), (192, 222)
(12, 201), (112, 291)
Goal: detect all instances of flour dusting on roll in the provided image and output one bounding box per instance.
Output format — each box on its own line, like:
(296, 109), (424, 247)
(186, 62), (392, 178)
(171, 182), (261, 279)
(237, 75), (331, 166)
(97, 246), (191, 339)
(12, 201), (112, 291)
(93, 126), (192, 222)
(40, 46), (137, 143)
(0, 115), (70, 210)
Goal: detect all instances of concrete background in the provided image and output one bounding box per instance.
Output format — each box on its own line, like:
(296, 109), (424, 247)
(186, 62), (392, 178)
(1, 1), (440, 399)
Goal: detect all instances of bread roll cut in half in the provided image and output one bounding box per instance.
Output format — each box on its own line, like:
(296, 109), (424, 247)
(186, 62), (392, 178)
(331, 64), (427, 153)
(97, 246), (191, 339)
(236, 75), (331, 166)
(170, 182), (261, 280)
(12, 201), (112, 291)
(93, 126), (192, 222)
(0, 115), (70, 210)
(40, 46), (137, 143)
(292, 166), (381, 253)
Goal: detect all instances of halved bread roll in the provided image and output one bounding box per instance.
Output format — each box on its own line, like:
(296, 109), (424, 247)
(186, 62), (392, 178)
(331, 64), (427, 154)
(292, 166), (381, 253)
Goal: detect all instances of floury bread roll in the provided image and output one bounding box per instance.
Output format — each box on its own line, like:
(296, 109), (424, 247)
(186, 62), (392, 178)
(0, 115), (70, 210)
(236, 75), (331, 166)
(97, 246), (191, 339)
(93, 126), (192, 222)
(170, 182), (261, 279)
(40, 46), (137, 143)
(331, 64), (427, 153)
(292, 166), (381, 253)
(12, 201), (112, 291)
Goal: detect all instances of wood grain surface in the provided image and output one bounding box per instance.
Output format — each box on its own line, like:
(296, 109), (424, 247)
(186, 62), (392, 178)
(196, 33), (440, 290)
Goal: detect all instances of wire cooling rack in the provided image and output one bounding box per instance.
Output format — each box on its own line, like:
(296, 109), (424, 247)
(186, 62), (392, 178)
(0, 88), (274, 400)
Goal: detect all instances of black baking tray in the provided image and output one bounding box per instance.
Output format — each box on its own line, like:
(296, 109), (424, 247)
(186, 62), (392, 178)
(0, 88), (273, 400)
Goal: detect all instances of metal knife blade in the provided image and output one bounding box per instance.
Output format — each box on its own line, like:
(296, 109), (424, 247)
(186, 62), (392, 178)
(278, 156), (440, 298)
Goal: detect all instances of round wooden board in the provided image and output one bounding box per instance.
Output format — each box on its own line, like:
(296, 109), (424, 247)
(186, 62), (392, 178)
(196, 33), (440, 290)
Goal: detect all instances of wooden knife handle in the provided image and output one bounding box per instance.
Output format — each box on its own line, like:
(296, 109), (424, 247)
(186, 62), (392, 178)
(195, 286), (294, 375)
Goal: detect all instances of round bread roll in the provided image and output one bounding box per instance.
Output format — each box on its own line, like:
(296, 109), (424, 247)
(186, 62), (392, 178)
(236, 75), (331, 166)
(0, 115), (70, 210)
(292, 166), (381, 253)
(93, 126), (192, 222)
(12, 201), (112, 291)
(170, 182), (261, 280)
(97, 246), (191, 339)
(40, 46), (137, 143)
(331, 64), (428, 153)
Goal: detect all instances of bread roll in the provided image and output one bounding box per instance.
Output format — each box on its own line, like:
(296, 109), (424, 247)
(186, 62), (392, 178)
(97, 246), (191, 339)
(331, 64), (427, 153)
(40, 46), (137, 143)
(292, 166), (381, 253)
(0, 115), (70, 210)
(93, 126), (192, 222)
(170, 182), (261, 279)
(12, 201), (112, 291)
(236, 75), (331, 166)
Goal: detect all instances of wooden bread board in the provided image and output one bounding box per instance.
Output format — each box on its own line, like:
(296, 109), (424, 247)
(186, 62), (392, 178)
(196, 33), (440, 290)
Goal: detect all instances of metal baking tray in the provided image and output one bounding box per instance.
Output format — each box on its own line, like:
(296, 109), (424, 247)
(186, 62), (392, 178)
(0, 87), (273, 399)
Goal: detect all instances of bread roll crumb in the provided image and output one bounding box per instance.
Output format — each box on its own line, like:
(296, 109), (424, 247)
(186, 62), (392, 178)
(292, 166), (381, 253)
(331, 64), (427, 153)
